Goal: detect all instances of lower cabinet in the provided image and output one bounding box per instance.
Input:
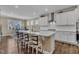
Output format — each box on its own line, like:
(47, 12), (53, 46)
(56, 31), (76, 44)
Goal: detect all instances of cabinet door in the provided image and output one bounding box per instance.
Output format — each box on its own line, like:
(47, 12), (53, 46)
(67, 32), (76, 43)
(59, 13), (65, 25)
(61, 32), (68, 42)
(61, 32), (76, 44)
(56, 31), (61, 41)
(55, 10), (76, 25)
(39, 16), (48, 26)
(56, 31), (68, 42)
(67, 10), (76, 25)
(55, 13), (67, 25)
(55, 14), (60, 25)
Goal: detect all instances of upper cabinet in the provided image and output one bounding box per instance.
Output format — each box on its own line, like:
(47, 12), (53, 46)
(77, 6), (79, 22)
(55, 9), (76, 26)
(55, 13), (66, 25)
(67, 10), (76, 25)
(38, 16), (49, 26)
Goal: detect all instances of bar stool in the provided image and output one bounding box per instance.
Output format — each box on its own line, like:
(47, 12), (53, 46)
(23, 33), (29, 53)
(16, 31), (21, 53)
(16, 32), (29, 54)
(16, 32), (23, 53)
(28, 35), (42, 54)
(20, 32), (30, 54)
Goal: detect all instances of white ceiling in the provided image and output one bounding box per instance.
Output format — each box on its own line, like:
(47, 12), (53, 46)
(0, 5), (73, 19)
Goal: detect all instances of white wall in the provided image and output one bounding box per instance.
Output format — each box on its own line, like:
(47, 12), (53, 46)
(0, 17), (23, 36)
(0, 17), (9, 36)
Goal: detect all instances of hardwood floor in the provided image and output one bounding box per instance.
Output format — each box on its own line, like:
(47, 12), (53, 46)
(19, 40), (79, 54)
(0, 36), (18, 54)
(0, 37), (79, 54)
(0, 36), (8, 53)
(54, 41), (79, 54)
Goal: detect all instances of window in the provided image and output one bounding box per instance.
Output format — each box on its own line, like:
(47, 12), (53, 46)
(31, 20), (34, 25)
(8, 19), (22, 30)
(27, 21), (30, 26)
(35, 20), (38, 25)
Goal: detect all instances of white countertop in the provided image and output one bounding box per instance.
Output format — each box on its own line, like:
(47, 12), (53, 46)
(56, 29), (76, 32)
(19, 30), (55, 37)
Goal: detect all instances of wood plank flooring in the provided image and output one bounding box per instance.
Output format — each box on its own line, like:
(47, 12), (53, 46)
(54, 41), (79, 54)
(0, 36), (8, 53)
(0, 36), (79, 54)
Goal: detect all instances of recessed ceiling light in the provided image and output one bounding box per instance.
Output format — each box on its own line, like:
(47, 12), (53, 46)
(45, 8), (48, 12)
(33, 12), (36, 15)
(15, 5), (19, 8)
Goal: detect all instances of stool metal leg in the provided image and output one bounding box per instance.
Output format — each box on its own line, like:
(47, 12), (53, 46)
(32, 47), (34, 54)
(19, 42), (22, 54)
(27, 44), (29, 54)
(36, 48), (38, 54)
(28, 45), (30, 53)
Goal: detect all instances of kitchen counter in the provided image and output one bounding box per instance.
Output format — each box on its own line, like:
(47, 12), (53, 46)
(18, 30), (56, 53)
(56, 29), (76, 32)
(19, 30), (56, 37)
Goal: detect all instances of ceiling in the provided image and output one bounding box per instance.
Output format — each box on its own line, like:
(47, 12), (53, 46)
(0, 5), (73, 19)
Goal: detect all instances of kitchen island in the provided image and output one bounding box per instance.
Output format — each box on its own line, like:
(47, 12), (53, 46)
(19, 30), (56, 54)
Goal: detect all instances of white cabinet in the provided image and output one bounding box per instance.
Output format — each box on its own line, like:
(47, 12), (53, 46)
(55, 8), (77, 44)
(38, 16), (48, 26)
(55, 13), (63, 25)
(55, 10), (76, 25)
(55, 13), (67, 25)
(67, 32), (76, 43)
(77, 6), (79, 20)
(67, 10), (76, 25)
(56, 31), (76, 44)
(56, 31), (68, 42)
